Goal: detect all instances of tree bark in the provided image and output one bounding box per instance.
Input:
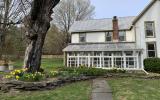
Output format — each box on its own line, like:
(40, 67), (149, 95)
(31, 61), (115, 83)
(23, 0), (60, 72)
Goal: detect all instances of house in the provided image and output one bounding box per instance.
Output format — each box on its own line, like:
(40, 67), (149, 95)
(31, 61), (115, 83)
(63, 0), (160, 71)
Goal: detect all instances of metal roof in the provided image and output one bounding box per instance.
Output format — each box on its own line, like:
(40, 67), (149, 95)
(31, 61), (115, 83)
(69, 16), (136, 33)
(63, 43), (142, 52)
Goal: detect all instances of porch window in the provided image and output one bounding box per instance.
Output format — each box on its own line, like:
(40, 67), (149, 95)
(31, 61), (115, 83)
(79, 33), (86, 43)
(126, 57), (135, 68)
(119, 31), (126, 41)
(147, 42), (157, 57)
(145, 21), (155, 37)
(105, 32), (112, 42)
(125, 51), (133, 56)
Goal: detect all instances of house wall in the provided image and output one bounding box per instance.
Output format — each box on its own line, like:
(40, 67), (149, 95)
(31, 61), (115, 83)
(71, 31), (135, 43)
(126, 30), (135, 42)
(86, 32), (105, 42)
(71, 34), (79, 43)
(135, 0), (160, 58)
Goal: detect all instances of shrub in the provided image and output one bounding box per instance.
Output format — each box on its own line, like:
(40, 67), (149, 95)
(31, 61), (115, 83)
(59, 67), (126, 77)
(144, 58), (160, 73)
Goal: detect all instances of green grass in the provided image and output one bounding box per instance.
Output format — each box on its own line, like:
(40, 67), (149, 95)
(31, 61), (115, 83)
(0, 81), (91, 100)
(108, 78), (160, 100)
(12, 58), (63, 71)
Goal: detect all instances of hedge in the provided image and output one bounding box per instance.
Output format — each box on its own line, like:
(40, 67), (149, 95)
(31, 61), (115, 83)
(144, 58), (160, 73)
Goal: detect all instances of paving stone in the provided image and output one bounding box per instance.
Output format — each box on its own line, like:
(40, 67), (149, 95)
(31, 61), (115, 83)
(91, 79), (112, 100)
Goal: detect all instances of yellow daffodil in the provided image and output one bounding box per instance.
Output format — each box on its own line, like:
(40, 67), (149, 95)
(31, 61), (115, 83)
(16, 76), (20, 80)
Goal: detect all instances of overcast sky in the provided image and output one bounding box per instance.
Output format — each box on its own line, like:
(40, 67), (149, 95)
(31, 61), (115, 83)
(91, 0), (151, 19)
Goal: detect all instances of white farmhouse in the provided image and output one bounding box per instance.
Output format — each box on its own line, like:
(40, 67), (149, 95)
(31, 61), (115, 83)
(63, 0), (160, 71)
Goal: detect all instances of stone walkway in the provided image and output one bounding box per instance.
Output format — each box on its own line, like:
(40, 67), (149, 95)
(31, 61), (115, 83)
(91, 78), (112, 100)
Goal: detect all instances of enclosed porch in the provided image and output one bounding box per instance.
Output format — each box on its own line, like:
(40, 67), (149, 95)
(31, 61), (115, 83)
(63, 43), (143, 70)
(66, 51), (143, 70)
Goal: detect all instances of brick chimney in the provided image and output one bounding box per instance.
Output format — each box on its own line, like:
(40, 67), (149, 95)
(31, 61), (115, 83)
(112, 16), (119, 42)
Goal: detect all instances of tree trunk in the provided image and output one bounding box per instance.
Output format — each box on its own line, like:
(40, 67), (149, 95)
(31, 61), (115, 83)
(23, 0), (60, 72)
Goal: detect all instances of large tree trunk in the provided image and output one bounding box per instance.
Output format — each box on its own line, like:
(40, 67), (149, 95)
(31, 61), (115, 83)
(24, 0), (60, 72)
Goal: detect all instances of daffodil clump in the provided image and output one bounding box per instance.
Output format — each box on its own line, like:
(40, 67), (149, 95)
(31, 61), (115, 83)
(20, 72), (45, 82)
(5, 68), (28, 80)
(47, 71), (59, 78)
(5, 68), (46, 82)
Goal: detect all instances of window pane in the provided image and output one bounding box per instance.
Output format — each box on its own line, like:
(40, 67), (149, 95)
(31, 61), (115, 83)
(147, 43), (157, 57)
(125, 51), (133, 56)
(146, 30), (154, 36)
(148, 51), (155, 57)
(106, 32), (112, 41)
(79, 34), (86, 42)
(145, 22), (154, 37)
(148, 44), (155, 50)
(119, 31), (126, 41)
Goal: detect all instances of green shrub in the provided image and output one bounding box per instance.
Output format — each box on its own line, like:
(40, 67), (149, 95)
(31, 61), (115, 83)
(59, 67), (126, 77)
(144, 58), (160, 73)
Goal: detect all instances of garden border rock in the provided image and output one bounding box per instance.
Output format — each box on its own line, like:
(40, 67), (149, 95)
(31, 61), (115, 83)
(0, 73), (160, 93)
(0, 76), (96, 92)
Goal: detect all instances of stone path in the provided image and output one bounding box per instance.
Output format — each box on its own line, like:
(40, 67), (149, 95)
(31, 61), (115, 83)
(91, 78), (112, 100)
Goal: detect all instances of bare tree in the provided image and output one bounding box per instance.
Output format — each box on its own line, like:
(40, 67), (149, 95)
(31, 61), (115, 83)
(23, 0), (60, 72)
(43, 24), (65, 55)
(53, 0), (95, 43)
(0, 0), (25, 59)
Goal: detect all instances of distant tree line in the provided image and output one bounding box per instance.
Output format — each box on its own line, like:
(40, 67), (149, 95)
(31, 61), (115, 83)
(0, 0), (95, 57)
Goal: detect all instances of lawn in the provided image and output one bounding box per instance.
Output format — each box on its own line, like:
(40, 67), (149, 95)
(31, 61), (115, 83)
(12, 58), (63, 71)
(108, 78), (160, 100)
(0, 81), (92, 100)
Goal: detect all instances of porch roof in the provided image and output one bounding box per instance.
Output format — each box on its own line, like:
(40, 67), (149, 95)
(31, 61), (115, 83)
(63, 43), (142, 52)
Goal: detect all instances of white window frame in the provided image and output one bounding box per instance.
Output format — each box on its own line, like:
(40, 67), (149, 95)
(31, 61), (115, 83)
(146, 42), (157, 58)
(79, 33), (86, 43)
(145, 21), (155, 38)
(119, 31), (126, 41)
(105, 32), (112, 42)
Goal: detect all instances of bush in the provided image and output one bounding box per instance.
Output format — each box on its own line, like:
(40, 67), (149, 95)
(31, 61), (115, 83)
(144, 58), (160, 73)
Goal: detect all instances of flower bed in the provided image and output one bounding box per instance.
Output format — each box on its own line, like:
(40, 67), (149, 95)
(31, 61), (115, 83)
(0, 76), (95, 92)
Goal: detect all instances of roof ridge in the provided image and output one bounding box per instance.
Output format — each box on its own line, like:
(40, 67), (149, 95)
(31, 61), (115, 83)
(75, 16), (136, 22)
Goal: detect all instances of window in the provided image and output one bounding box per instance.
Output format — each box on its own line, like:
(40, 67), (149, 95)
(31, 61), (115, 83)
(79, 33), (86, 43)
(125, 51), (133, 56)
(145, 21), (155, 37)
(105, 32), (112, 42)
(126, 57), (135, 68)
(147, 42), (157, 57)
(119, 31), (126, 41)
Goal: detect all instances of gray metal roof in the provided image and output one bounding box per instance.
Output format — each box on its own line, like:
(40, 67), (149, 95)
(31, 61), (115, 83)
(63, 43), (142, 52)
(69, 16), (136, 33)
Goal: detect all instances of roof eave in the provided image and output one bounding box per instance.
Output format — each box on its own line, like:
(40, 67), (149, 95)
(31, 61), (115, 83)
(132, 0), (157, 25)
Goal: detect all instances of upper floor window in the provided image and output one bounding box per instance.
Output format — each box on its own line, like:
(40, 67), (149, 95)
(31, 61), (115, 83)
(146, 42), (157, 57)
(79, 33), (86, 43)
(145, 21), (155, 37)
(105, 32), (112, 42)
(119, 31), (126, 41)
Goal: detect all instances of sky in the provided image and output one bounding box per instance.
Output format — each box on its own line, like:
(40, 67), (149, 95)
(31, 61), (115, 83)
(91, 0), (151, 19)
